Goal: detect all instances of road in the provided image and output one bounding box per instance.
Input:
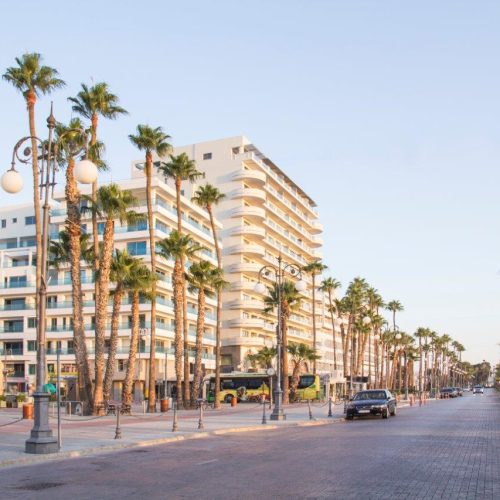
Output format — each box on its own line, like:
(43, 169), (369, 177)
(1, 390), (498, 499)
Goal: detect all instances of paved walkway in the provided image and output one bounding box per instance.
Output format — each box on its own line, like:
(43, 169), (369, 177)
(0, 399), (356, 468)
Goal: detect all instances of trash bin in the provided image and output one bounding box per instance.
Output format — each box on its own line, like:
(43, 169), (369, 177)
(23, 403), (34, 420)
(231, 395), (237, 407)
(160, 399), (169, 412)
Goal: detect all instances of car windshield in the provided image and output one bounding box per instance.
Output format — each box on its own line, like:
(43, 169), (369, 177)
(353, 391), (386, 401)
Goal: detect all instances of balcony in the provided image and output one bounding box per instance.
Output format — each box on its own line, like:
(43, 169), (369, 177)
(231, 168), (266, 185)
(225, 244), (265, 257)
(228, 299), (264, 311)
(233, 187), (266, 204)
(0, 302), (35, 311)
(310, 220), (323, 234)
(229, 317), (264, 329)
(0, 324), (24, 334)
(230, 225), (265, 240)
(230, 281), (258, 292)
(227, 262), (262, 274)
(0, 348), (23, 355)
(230, 206), (265, 222)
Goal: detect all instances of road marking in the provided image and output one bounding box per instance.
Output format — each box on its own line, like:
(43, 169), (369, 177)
(196, 459), (219, 466)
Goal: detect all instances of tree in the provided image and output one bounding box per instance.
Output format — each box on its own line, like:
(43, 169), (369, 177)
(186, 261), (226, 405)
(302, 260), (328, 375)
(319, 277), (342, 371)
(264, 280), (302, 404)
(192, 183), (225, 409)
(287, 343), (320, 402)
(158, 154), (203, 407)
(247, 347), (277, 370)
(129, 124), (171, 412)
(85, 184), (142, 413)
(103, 249), (138, 401)
(157, 231), (202, 407)
(3, 53), (64, 398)
(121, 264), (155, 408)
(386, 300), (404, 331)
(414, 328), (430, 393)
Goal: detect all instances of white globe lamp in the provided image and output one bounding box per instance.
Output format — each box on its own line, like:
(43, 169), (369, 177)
(395, 332), (402, 341)
(74, 159), (98, 184)
(295, 279), (308, 293)
(1, 169), (23, 194)
(362, 316), (371, 325)
(254, 282), (267, 295)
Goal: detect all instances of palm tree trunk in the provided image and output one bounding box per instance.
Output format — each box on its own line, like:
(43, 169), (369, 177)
(341, 324), (349, 378)
(173, 259), (184, 407)
(290, 362), (301, 402)
(145, 155), (157, 412)
(104, 286), (124, 401)
(191, 289), (205, 404)
(207, 206), (223, 410)
(327, 293), (337, 371)
(418, 338), (423, 393)
(122, 291), (140, 407)
(65, 159), (93, 413)
(93, 219), (114, 414)
(311, 274), (317, 375)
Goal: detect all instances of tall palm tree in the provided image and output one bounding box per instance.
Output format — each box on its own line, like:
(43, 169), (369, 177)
(319, 277), (341, 371)
(302, 260), (327, 375)
(157, 231), (202, 407)
(264, 280), (302, 404)
(414, 327), (430, 394)
(287, 343), (320, 402)
(129, 124), (171, 412)
(386, 300), (404, 331)
(192, 183), (225, 408)
(247, 346), (277, 370)
(159, 154), (203, 407)
(186, 261), (226, 405)
(103, 249), (137, 401)
(85, 184), (142, 413)
(121, 263), (155, 408)
(3, 53), (64, 396)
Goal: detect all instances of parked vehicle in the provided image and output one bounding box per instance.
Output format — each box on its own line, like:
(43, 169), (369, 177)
(454, 387), (463, 396)
(345, 389), (397, 420)
(439, 387), (458, 398)
(472, 385), (484, 394)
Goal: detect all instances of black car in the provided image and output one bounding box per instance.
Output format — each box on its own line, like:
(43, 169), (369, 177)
(345, 389), (397, 420)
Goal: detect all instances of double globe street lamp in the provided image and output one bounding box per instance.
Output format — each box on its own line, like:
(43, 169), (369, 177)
(253, 254), (307, 421)
(2, 106), (97, 454)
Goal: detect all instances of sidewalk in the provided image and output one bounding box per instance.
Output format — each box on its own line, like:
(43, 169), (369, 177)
(0, 399), (419, 469)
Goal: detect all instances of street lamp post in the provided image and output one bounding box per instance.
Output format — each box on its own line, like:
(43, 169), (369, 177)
(2, 106), (97, 454)
(254, 254), (307, 421)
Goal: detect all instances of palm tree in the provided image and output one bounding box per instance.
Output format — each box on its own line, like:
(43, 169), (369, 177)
(129, 124), (171, 412)
(386, 300), (404, 331)
(319, 277), (341, 371)
(192, 183), (225, 408)
(85, 184), (143, 413)
(302, 260), (327, 375)
(158, 154), (203, 406)
(186, 261), (226, 405)
(287, 343), (320, 402)
(103, 249), (137, 401)
(49, 231), (93, 270)
(157, 231), (202, 407)
(247, 346), (277, 370)
(121, 264), (155, 408)
(414, 327), (430, 394)
(264, 280), (302, 404)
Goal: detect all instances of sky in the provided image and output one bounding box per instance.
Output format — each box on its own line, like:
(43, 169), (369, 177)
(0, 0), (499, 365)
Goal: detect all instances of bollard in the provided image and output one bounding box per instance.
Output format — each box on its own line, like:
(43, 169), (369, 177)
(115, 405), (122, 440)
(308, 399), (314, 420)
(172, 402), (179, 432)
(198, 401), (204, 430)
(328, 396), (333, 418)
(410, 395), (413, 407)
(262, 396), (267, 425)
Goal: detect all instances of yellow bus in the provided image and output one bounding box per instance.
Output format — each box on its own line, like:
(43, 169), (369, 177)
(206, 373), (321, 403)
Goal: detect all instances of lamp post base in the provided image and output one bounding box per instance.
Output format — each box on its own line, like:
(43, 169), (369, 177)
(25, 392), (57, 455)
(270, 388), (286, 421)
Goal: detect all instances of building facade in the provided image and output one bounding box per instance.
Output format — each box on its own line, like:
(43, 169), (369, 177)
(0, 174), (221, 400)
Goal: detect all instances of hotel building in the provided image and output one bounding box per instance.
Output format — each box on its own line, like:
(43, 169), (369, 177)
(0, 174), (221, 400)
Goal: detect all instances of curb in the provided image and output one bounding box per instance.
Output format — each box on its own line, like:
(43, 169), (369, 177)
(0, 416), (344, 470)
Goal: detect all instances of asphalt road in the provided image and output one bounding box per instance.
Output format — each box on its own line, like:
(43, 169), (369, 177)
(1, 390), (499, 499)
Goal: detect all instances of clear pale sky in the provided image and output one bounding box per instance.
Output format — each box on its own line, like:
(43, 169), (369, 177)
(0, 1), (499, 365)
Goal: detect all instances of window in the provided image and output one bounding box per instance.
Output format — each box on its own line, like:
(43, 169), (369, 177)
(203, 152), (212, 160)
(1, 220), (6, 228)
(118, 360), (126, 372)
(25, 216), (35, 225)
(127, 241), (147, 256)
(29, 364), (36, 375)
(12, 218), (17, 223)
(28, 318), (37, 329)
(27, 341), (37, 351)
(97, 222), (105, 235)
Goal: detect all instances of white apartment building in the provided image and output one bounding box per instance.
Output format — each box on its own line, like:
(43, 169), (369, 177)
(0, 174), (221, 400)
(154, 136), (345, 387)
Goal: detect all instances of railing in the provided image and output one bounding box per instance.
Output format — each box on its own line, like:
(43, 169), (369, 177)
(0, 325), (24, 333)
(0, 303), (34, 311)
(0, 348), (23, 355)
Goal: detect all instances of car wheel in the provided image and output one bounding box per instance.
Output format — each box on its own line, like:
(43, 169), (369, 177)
(345, 414), (354, 421)
(390, 406), (396, 417)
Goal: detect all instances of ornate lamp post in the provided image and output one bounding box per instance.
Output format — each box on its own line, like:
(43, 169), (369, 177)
(373, 333), (380, 387)
(2, 106), (97, 454)
(254, 254), (307, 421)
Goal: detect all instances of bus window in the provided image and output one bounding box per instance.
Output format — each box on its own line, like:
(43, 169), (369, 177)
(298, 375), (315, 389)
